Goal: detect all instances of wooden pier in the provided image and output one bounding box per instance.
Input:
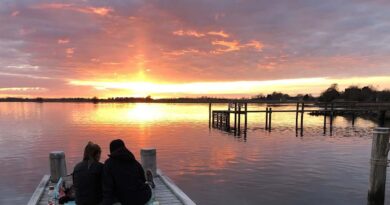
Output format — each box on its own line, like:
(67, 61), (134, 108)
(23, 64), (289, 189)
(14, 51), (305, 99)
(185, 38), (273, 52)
(28, 150), (196, 205)
(209, 102), (390, 136)
(28, 170), (193, 205)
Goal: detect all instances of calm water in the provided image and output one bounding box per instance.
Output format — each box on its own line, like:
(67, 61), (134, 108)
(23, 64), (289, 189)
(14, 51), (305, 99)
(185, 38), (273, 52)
(0, 102), (389, 205)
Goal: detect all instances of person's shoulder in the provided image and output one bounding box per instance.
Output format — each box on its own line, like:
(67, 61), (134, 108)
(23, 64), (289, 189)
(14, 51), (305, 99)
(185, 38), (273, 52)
(73, 161), (86, 172)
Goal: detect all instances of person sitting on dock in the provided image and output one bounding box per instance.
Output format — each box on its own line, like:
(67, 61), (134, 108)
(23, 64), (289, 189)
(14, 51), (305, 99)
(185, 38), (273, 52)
(102, 139), (152, 205)
(73, 142), (104, 205)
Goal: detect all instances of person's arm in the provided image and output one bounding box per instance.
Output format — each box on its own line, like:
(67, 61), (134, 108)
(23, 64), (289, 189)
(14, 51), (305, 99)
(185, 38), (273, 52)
(102, 163), (115, 205)
(136, 161), (147, 182)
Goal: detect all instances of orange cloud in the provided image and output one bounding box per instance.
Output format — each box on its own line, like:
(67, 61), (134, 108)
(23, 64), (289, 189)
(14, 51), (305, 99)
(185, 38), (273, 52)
(33, 3), (112, 16)
(163, 49), (200, 56)
(212, 39), (264, 53)
(245, 40), (264, 51)
(212, 40), (241, 52)
(207, 31), (229, 38)
(0, 87), (47, 92)
(173, 29), (230, 38)
(173, 30), (205, 38)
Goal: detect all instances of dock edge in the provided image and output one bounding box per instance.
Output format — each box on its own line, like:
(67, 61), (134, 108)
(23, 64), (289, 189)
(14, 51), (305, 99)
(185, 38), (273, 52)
(157, 169), (196, 205)
(27, 175), (50, 205)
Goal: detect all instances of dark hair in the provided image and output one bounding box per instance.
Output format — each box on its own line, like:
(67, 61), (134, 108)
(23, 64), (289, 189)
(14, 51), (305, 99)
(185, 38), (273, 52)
(83, 141), (101, 162)
(109, 139), (125, 153)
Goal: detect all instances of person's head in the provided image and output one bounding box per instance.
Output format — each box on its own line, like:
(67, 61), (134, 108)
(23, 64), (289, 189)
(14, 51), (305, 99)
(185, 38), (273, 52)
(83, 141), (102, 162)
(109, 139), (125, 154)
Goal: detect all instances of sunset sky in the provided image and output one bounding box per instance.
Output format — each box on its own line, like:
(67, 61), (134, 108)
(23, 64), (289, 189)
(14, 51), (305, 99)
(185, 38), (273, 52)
(1, 0), (390, 98)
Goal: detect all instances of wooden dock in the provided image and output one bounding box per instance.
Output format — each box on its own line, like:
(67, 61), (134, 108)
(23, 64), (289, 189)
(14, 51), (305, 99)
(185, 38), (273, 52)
(28, 169), (195, 205)
(209, 102), (390, 136)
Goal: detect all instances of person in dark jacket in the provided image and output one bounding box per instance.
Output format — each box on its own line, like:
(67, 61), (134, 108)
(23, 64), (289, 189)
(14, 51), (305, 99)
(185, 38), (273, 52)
(102, 139), (152, 205)
(73, 141), (104, 205)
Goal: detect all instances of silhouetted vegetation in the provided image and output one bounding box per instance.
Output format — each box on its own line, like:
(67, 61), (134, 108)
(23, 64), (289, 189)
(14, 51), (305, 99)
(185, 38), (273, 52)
(0, 85), (389, 103)
(318, 84), (390, 102)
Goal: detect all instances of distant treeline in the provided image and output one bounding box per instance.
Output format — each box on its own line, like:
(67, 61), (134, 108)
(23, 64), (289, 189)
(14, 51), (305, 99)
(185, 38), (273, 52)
(0, 84), (389, 103)
(318, 84), (390, 102)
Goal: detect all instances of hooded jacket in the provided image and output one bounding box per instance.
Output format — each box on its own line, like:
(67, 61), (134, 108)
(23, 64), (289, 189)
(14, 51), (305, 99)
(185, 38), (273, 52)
(73, 160), (104, 205)
(102, 147), (151, 205)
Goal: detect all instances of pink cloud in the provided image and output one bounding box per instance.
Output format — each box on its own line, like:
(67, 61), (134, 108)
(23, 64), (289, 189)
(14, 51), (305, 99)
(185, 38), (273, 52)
(57, 38), (70, 44)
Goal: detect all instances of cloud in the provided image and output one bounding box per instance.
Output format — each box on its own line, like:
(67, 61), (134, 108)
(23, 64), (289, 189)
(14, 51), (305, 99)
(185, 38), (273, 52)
(212, 40), (241, 52)
(11, 11), (20, 17)
(66, 48), (74, 58)
(211, 40), (264, 53)
(173, 29), (230, 38)
(0, 0), (390, 97)
(57, 38), (70, 44)
(173, 30), (206, 38)
(207, 31), (229, 38)
(32, 3), (112, 16)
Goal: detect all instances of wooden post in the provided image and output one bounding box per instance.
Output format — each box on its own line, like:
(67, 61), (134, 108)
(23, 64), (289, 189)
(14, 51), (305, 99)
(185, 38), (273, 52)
(238, 104), (241, 135)
(141, 148), (157, 176)
(295, 102), (299, 131)
(368, 127), (390, 205)
(218, 113), (222, 128)
(244, 103), (248, 132)
(330, 103), (334, 135)
(351, 103), (355, 126)
(265, 107), (269, 130)
(323, 103), (327, 134)
(300, 103), (304, 136)
(212, 111), (215, 128)
(209, 103), (212, 128)
(234, 103), (237, 135)
(379, 110), (386, 127)
(268, 107), (272, 132)
(227, 111), (230, 131)
(49, 151), (67, 183)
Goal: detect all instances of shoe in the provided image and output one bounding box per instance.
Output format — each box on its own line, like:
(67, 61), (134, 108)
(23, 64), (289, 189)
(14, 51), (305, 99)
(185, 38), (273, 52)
(146, 169), (155, 189)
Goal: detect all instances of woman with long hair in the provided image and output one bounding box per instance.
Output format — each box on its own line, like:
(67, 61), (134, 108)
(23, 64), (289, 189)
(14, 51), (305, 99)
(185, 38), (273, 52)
(73, 142), (104, 205)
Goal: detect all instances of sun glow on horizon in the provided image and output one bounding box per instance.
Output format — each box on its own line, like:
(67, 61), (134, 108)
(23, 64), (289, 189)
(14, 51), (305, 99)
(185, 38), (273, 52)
(68, 76), (390, 98)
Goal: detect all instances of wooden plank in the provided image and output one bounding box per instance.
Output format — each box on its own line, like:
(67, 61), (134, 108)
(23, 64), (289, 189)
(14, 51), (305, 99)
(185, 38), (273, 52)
(157, 169), (196, 205)
(27, 175), (50, 205)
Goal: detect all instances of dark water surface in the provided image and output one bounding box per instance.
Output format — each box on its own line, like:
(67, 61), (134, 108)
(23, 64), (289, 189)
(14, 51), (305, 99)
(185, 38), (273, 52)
(0, 102), (389, 205)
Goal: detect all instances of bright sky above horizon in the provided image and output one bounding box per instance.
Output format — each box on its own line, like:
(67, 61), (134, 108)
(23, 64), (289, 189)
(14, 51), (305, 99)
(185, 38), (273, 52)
(1, 0), (390, 98)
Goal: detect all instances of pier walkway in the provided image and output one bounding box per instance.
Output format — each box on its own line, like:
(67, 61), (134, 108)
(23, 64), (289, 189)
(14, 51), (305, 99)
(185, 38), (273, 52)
(28, 170), (194, 205)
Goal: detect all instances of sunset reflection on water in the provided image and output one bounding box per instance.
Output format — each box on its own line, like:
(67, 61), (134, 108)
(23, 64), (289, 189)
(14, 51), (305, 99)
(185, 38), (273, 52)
(0, 102), (387, 205)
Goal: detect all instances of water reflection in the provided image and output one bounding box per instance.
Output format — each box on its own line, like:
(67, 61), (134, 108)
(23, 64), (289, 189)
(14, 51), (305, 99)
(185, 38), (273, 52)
(0, 102), (388, 205)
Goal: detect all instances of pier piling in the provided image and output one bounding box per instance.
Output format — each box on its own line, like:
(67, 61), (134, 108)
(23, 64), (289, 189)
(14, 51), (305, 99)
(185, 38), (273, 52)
(234, 103), (237, 135)
(268, 107), (272, 132)
(295, 103), (299, 132)
(238, 104), (241, 135)
(244, 103), (248, 133)
(323, 103), (327, 134)
(265, 107), (269, 130)
(368, 127), (390, 205)
(300, 103), (304, 136)
(141, 148), (157, 176)
(49, 151), (67, 183)
(208, 103), (212, 128)
(330, 103), (334, 135)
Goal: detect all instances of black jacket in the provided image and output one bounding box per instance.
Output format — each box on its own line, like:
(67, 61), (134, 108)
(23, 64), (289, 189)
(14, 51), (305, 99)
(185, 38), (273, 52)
(73, 160), (104, 205)
(102, 147), (151, 205)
